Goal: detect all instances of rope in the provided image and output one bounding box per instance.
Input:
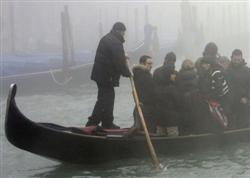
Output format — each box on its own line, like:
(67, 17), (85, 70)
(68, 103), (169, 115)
(49, 69), (73, 86)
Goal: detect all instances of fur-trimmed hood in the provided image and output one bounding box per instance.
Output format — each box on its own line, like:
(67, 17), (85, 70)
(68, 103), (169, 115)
(132, 64), (152, 80)
(132, 64), (149, 72)
(131, 64), (156, 106)
(132, 64), (151, 80)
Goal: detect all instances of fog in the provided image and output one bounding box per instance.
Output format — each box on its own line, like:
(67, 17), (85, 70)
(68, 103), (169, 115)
(1, 1), (250, 63)
(1, 3), (250, 176)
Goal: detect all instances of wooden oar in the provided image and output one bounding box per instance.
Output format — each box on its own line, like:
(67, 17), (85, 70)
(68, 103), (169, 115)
(127, 60), (161, 169)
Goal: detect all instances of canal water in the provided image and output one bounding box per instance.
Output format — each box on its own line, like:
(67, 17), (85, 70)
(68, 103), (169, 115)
(1, 79), (250, 178)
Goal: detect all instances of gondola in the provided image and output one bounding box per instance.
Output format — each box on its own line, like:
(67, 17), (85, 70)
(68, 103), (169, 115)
(5, 84), (250, 164)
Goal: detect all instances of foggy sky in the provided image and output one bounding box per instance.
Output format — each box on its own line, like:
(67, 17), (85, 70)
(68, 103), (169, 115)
(1, 1), (250, 60)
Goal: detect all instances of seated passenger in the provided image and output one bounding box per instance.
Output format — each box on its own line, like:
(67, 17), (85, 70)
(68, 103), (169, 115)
(176, 59), (198, 95)
(132, 55), (157, 133)
(153, 52), (180, 136)
(176, 59), (198, 134)
(196, 56), (230, 132)
(199, 57), (229, 107)
(199, 42), (230, 113)
(187, 42), (230, 134)
(226, 49), (250, 128)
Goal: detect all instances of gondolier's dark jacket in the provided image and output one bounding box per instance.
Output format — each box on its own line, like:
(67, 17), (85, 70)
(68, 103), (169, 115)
(91, 31), (131, 87)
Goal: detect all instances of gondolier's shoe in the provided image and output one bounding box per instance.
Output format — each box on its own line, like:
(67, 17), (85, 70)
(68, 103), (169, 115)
(102, 123), (120, 129)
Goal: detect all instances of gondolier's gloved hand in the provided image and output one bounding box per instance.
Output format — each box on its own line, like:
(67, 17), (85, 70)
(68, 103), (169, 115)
(122, 58), (133, 78)
(122, 69), (132, 78)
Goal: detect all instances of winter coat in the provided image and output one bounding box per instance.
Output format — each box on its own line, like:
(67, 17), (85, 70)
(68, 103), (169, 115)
(175, 69), (198, 134)
(153, 65), (179, 104)
(132, 65), (157, 132)
(176, 69), (198, 94)
(153, 65), (180, 127)
(132, 65), (156, 105)
(227, 62), (250, 103)
(91, 31), (131, 87)
(226, 62), (250, 128)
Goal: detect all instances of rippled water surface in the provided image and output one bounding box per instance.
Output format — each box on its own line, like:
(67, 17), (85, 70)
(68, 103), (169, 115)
(1, 80), (250, 178)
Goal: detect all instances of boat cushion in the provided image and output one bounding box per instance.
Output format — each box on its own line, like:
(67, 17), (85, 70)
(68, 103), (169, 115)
(40, 123), (128, 136)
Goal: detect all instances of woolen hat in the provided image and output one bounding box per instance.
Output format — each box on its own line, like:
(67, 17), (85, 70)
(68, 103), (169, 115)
(203, 42), (218, 57)
(112, 22), (126, 31)
(165, 52), (176, 62)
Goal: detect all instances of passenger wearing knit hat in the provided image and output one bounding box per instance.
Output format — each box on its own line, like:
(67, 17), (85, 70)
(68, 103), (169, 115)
(199, 42), (224, 72)
(163, 52), (177, 71)
(164, 52), (176, 63)
(153, 51), (180, 132)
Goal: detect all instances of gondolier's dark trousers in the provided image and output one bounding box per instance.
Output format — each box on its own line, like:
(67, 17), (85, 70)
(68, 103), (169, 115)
(91, 82), (115, 126)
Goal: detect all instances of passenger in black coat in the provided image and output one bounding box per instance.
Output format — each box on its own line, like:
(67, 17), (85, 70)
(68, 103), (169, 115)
(226, 49), (250, 128)
(132, 55), (157, 133)
(187, 42), (230, 134)
(86, 22), (131, 129)
(176, 59), (198, 134)
(194, 56), (230, 133)
(153, 52), (180, 129)
(198, 57), (229, 101)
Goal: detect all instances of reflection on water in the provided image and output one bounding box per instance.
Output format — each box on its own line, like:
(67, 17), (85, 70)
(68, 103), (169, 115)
(9, 143), (250, 178)
(1, 81), (250, 178)
(32, 159), (160, 178)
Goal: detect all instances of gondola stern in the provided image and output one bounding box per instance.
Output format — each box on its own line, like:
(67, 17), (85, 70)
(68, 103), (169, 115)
(5, 83), (17, 117)
(8, 83), (17, 99)
(5, 83), (19, 144)
(5, 83), (17, 116)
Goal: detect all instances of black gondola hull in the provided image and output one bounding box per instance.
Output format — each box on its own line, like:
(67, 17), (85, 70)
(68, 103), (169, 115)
(5, 84), (250, 164)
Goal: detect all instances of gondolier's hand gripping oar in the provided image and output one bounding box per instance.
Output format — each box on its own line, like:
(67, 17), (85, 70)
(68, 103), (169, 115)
(126, 58), (162, 170)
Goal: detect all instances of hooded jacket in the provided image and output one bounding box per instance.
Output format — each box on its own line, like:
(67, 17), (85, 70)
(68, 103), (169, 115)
(153, 63), (179, 104)
(176, 68), (198, 94)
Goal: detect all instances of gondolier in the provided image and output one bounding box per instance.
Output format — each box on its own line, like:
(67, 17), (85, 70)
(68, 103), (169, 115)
(86, 22), (131, 129)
